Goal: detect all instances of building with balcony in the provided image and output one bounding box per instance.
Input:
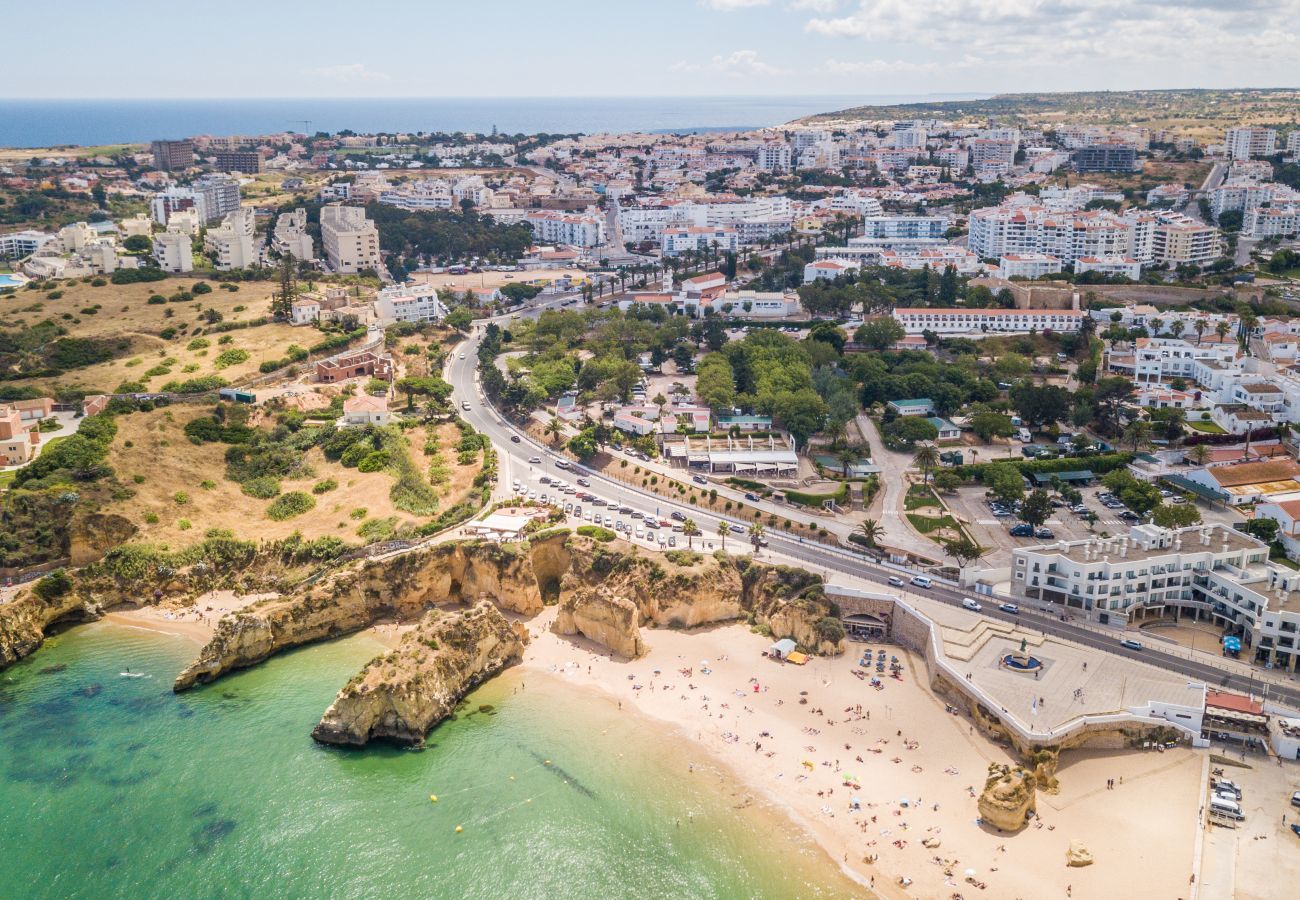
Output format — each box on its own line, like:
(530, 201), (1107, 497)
(320, 204), (381, 274)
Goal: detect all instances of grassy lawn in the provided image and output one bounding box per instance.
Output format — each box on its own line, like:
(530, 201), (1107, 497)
(0, 469), (16, 489)
(1187, 420), (1227, 434)
(905, 484), (940, 510)
(906, 512), (958, 534)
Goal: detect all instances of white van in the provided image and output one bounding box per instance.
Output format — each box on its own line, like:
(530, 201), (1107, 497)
(910, 575), (934, 589)
(1209, 798), (1244, 821)
(1016, 427), (1032, 442)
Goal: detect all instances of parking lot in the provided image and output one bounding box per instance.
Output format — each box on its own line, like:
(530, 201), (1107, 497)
(1199, 756), (1300, 898)
(944, 480), (1244, 566)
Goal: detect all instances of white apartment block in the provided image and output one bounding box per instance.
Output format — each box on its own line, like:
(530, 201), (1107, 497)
(968, 204), (1136, 264)
(1014, 523), (1300, 665)
(320, 204), (381, 274)
(1104, 336), (1240, 385)
(755, 142), (792, 172)
(271, 208), (315, 261)
(203, 208), (256, 271)
(1074, 256), (1142, 280)
(150, 174), (241, 225)
(878, 246), (984, 275)
(856, 215), (949, 247)
(997, 253), (1062, 279)
(892, 307), (1083, 336)
(661, 226), (739, 257)
(1209, 182), (1297, 219)
(523, 211), (605, 247)
(374, 282), (449, 325)
(966, 138), (1017, 170)
(1244, 204), (1300, 239)
(1225, 127), (1277, 160)
(378, 179), (454, 211)
(152, 229), (193, 273)
(1287, 131), (1300, 156)
(829, 193), (885, 218)
(1152, 216), (1221, 267)
(0, 229), (56, 258)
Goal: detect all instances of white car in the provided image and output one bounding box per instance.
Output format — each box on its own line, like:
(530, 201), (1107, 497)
(961, 597), (983, 612)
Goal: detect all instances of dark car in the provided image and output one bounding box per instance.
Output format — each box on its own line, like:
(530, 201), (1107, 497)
(1009, 524), (1034, 537)
(1034, 528), (1055, 539)
(692, 475), (708, 486)
(670, 511), (687, 522)
(577, 478), (591, 487)
(510, 435), (521, 443)
(744, 492), (760, 502)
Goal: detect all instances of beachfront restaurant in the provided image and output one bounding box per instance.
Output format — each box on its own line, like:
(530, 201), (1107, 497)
(842, 613), (888, 642)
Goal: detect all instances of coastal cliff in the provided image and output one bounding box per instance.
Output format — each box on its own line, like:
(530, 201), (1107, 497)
(312, 601), (528, 747)
(0, 588), (103, 669)
(175, 536), (845, 691)
(174, 538), (557, 691)
(554, 588), (646, 658)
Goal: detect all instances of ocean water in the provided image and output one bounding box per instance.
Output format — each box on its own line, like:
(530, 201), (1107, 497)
(0, 95), (986, 148)
(0, 623), (861, 899)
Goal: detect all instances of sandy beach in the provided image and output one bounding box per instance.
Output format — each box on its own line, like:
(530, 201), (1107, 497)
(119, 595), (1205, 898)
(518, 613), (1205, 900)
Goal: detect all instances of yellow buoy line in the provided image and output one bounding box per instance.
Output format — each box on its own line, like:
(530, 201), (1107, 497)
(426, 759), (553, 800)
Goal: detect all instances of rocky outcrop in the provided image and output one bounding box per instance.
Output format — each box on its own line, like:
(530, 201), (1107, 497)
(0, 588), (103, 669)
(977, 763), (1036, 833)
(312, 601), (527, 747)
(1066, 839), (1094, 867)
(174, 538), (557, 691)
(554, 588), (645, 658)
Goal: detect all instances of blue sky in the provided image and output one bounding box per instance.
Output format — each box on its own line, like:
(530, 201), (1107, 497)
(6, 0), (1298, 98)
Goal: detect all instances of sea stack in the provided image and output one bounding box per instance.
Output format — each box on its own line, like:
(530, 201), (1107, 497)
(312, 601), (528, 748)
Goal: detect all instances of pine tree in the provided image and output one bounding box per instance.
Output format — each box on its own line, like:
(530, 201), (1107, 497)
(270, 252), (297, 319)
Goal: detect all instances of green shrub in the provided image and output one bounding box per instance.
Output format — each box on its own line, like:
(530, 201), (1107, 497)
(187, 337), (211, 351)
(213, 348), (249, 369)
(312, 478), (338, 494)
(356, 516), (398, 541)
(240, 476), (281, 499)
(32, 570), (73, 602)
(577, 525), (616, 542)
(173, 491), (189, 505)
(357, 450), (390, 473)
(192, 282), (212, 294)
(266, 491), (315, 520)
(143, 512), (160, 524)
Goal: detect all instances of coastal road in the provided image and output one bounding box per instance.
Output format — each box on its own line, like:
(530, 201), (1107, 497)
(445, 318), (1300, 712)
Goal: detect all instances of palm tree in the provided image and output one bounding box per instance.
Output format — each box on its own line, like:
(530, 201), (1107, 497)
(858, 518), (884, 548)
(1168, 319), (1186, 341)
(748, 522), (765, 554)
(836, 446), (857, 476)
(1122, 419), (1154, 453)
(1150, 317), (1165, 335)
(683, 518), (700, 550)
(913, 445), (939, 484)
(1187, 443), (1211, 467)
(1193, 319), (1207, 344)
(1215, 320), (1231, 343)
(717, 519), (730, 551)
(544, 418), (564, 444)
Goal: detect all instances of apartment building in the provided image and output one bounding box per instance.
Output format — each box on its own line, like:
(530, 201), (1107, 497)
(849, 215), (949, 250)
(377, 179), (454, 211)
(373, 282), (448, 325)
(968, 204), (1135, 264)
(203, 208), (256, 270)
(150, 174), (241, 225)
(1014, 523), (1300, 668)
(1288, 131), (1300, 156)
(271, 208), (315, 261)
(1152, 216), (1221, 268)
(151, 139), (194, 171)
(755, 142), (792, 172)
(1071, 142), (1139, 173)
(1225, 127), (1277, 160)
(1244, 203), (1300, 239)
(523, 211), (605, 247)
(891, 307), (1083, 336)
(0, 405), (40, 466)
(661, 226), (739, 257)
(320, 204), (381, 274)
(997, 253), (1062, 279)
(878, 246), (984, 275)
(212, 150), (263, 174)
(966, 138), (1017, 169)
(152, 229), (193, 273)
(0, 229), (56, 259)
(1105, 336), (1239, 384)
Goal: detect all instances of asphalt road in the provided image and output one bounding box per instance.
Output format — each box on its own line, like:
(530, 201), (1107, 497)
(446, 305), (1300, 712)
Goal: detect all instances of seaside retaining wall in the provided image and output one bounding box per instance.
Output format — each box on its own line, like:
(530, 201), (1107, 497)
(826, 586), (1199, 760)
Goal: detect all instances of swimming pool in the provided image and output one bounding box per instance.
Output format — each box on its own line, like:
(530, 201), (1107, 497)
(0, 273), (26, 289)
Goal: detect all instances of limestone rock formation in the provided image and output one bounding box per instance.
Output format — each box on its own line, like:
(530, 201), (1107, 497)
(977, 763), (1036, 833)
(312, 602), (528, 747)
(67, 512), (138, 567)
(0, 588), (101, 669)
(1066, 839), (1094, 867)
(174, 538), (556, 691)
(554, 587), (645, 658)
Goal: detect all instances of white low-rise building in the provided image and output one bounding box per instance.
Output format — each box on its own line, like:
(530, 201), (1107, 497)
(662, 225), (738, 257)
(998, 253), (1062, 279)
(320, 204), (381, 274)
(1073, 256), (1142, 280)
(374, 281), (448, 325)
(152, 229), (193, 273)
(203, 208), (256, 270)
(271, 208), (315, 261)
(523, 211), (605, 247)
(892, 307), (1083, 336)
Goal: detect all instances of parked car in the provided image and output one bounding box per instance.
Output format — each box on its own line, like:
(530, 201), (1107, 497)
(961, 597), (983, 612)
(1213, 778), (1242, 800)
(1009, 524), (1034, 537)
(1034, 528), (1055, 539)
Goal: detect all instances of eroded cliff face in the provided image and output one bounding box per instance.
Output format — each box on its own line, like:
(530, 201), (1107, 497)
(311, 601), (528, 747)
(977, 762), (1037, 833)
(67, 512), (138, 568)
(174, 538), (556, 691)
(554, 588), (645, 659)
(0, 590), (102, 669)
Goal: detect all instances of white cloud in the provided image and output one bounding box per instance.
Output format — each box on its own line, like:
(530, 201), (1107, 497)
(802, 0), (1300, 74)
(302, 63), (390, 84)
(701, 0), (772, 9)
(788, 0), (841, 11)
(674, 50), (790, 76)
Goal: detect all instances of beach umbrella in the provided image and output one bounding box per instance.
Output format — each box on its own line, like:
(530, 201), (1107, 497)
(964, 869), (976, 877)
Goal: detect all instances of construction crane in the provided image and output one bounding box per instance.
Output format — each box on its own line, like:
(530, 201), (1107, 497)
(290, 120), (312, 135)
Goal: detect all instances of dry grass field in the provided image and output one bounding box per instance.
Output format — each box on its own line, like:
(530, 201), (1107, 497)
(100, 409), (481, 549)
(0, 275), (319, 394)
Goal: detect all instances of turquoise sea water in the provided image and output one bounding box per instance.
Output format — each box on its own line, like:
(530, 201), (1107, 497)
(0, 623), (862, 899)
